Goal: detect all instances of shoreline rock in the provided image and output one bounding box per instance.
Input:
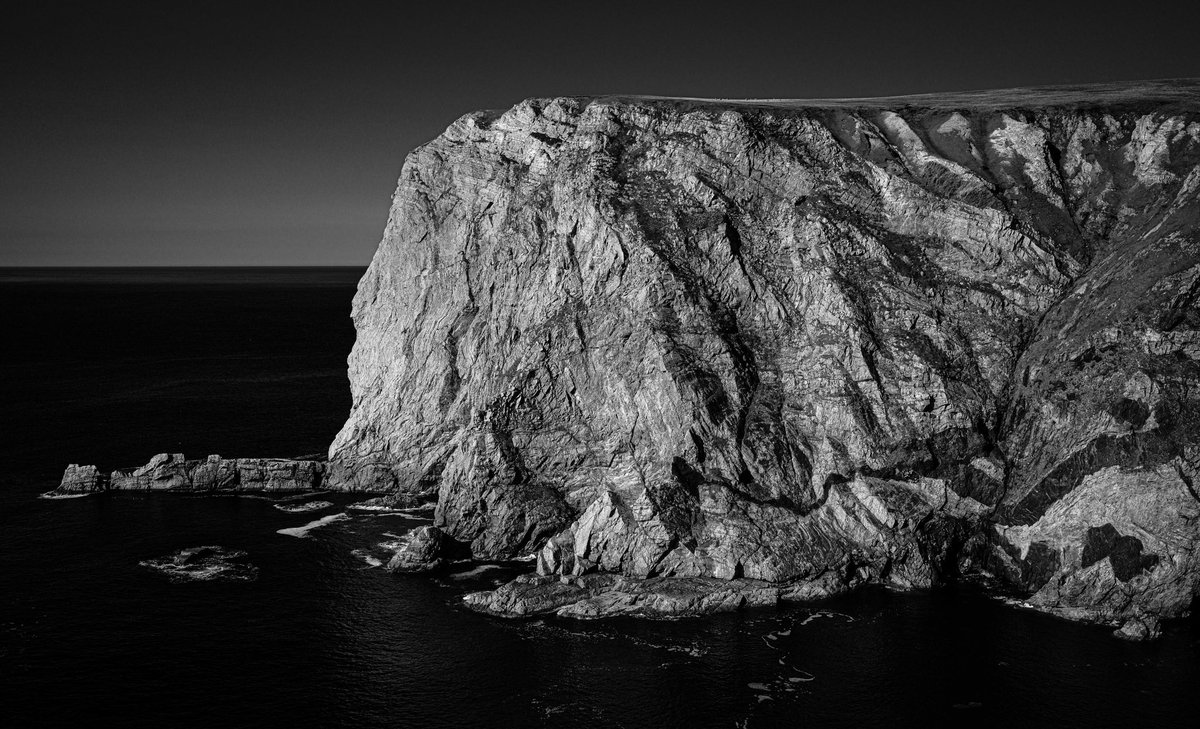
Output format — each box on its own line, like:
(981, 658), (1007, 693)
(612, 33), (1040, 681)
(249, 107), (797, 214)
(54, 453), (329, 494)
(462, 570), (855, 619)
(386, 525), (453, 573)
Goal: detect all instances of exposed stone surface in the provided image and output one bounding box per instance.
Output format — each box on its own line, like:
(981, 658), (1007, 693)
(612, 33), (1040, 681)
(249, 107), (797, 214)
(1114, 614), (1163, 641)
(326, 81), (1200, 633)
(986, 463), (1200, 627)
(57, 464), (106, 492)
(462, 570), (854, 618)
(386, 525), (450, 573)
(56, 453), (326, 493)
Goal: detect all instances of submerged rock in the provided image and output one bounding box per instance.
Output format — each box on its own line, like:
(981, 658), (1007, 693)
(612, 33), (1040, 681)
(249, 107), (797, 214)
(140, 546), (258, 582)
(323, 81), (1200, 628)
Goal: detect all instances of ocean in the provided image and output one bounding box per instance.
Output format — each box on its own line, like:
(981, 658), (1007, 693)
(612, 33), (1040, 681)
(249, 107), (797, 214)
(2, 267), (1197, 728)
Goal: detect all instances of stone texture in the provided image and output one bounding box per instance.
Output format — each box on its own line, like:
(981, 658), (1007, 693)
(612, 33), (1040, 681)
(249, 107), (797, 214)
(57, 453), (326, 493)
(386, 525), (451, 573)
(327, 81), (1200, 631)
(56, 464), (107, 492)
(464, 573), (792, 618)
(1114, 614), (1162, 641)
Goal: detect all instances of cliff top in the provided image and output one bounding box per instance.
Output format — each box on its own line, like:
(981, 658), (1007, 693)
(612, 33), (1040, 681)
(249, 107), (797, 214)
(532, 78), (1200, 114)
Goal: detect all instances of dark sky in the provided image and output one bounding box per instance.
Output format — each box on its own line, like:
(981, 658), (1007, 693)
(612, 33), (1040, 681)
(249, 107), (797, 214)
(3, 1), (1198, 266)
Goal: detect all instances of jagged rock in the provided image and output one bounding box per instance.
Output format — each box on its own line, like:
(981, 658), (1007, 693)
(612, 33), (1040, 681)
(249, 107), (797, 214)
(988, 463), (1200, 627)
(110, 452), (191, 490)
(56, 464), (106, 492)
(325, 81), (1200, 626)
(58, 453), (326, 493)
(1114, 614), (1163, 641)
(231, 457), (325, 492)
(386, 525), (450, 573)
(191, 454), (240, 490)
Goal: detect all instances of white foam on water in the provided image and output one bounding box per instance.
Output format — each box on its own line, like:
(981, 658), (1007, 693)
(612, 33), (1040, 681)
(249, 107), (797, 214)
(348, 501), (432, 513)
(138, 549), (258, 582)
(39, 491), (91, 499)
(273, 500), (333, 513)
(276, 512), (349, 538)
(346, 503), (434, 520)
(798, 610), (855, 626)
(378, 538), (408, 552)
(396, 504), (436, 514)
(764, 627), (793, 642)
(277, 491), (330, 503)
(347, 503), (393, 511)
(350, 549), (383, 568)
(448, 564), (503, 579)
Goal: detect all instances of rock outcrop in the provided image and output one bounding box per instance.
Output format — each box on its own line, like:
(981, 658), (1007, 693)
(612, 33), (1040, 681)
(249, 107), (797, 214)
(55, 453), (326, 493)
(58, 463), (105, 491)
(327, 80), (1200, 633)
(386, 525), (452, 573)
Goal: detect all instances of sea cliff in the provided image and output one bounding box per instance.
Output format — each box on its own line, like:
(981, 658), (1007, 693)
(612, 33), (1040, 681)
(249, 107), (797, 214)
(64, 81), (1200, 638)
(324, 81), (1200, 636)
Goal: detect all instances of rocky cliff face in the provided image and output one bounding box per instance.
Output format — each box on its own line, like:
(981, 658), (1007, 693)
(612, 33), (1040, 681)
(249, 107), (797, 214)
(328, 81), (1200, 634)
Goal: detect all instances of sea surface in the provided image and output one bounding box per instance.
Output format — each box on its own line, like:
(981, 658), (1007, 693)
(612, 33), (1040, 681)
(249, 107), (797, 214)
(2, 267), (1197, 728)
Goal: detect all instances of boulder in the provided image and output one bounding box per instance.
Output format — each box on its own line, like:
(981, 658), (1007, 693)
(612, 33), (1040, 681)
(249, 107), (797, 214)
(386, 525), (450, 573)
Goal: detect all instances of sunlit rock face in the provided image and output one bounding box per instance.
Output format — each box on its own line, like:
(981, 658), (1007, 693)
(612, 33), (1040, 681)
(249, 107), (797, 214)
(328, 81), (1200, 628)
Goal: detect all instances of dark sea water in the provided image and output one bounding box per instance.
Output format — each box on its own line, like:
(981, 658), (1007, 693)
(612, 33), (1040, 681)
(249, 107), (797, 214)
(2, 267), (1198, 728)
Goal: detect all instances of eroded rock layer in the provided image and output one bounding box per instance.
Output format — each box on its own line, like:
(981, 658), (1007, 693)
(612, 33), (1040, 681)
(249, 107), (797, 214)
(56, 453), (326, 493)
(329, 81), (1200, 632)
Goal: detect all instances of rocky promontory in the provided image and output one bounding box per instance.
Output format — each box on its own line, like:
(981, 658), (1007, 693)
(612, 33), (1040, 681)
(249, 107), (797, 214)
(323, 80), (1200, 637)
(55, 453), (326, 493)
(54, 81), (1200, 638)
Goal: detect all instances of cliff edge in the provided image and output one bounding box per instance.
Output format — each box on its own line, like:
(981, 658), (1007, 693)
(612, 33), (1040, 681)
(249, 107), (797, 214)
(328, 80), (1200, 636)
